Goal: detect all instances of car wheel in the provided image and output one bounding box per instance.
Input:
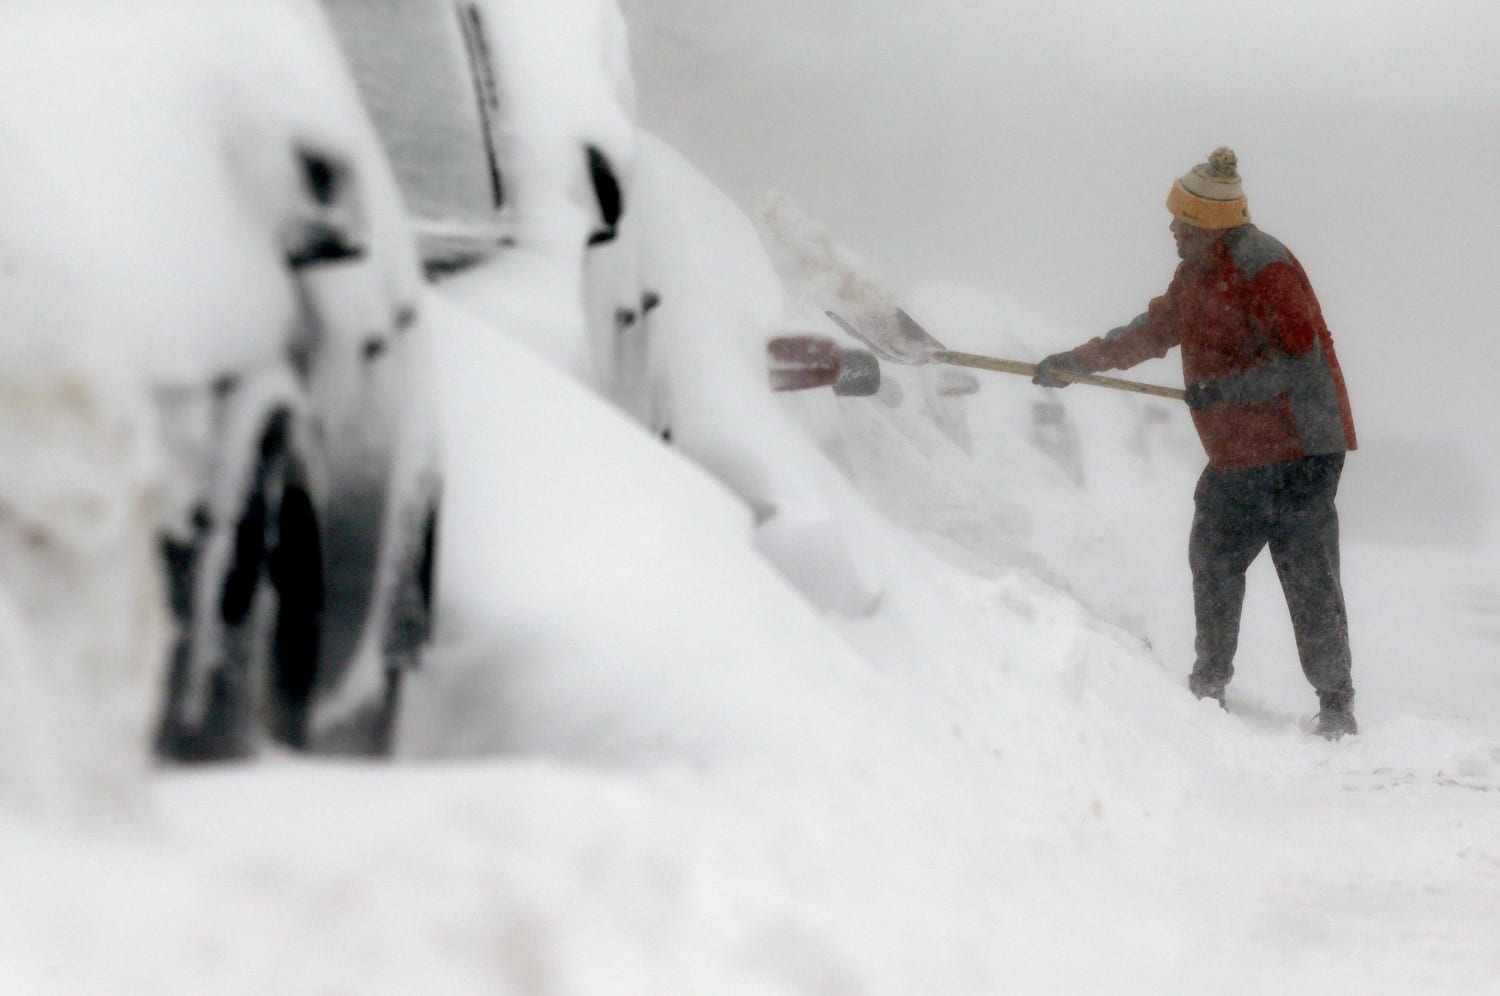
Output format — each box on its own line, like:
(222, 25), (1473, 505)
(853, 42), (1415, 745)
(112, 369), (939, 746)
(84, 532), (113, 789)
(155, 486), (270, 762)
(317, 500), (437, 757)
(263, 465), (324, 750)
(156, 413), (314, 761)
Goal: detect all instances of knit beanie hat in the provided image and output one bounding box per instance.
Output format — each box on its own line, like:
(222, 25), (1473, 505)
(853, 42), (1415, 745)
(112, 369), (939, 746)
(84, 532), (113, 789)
(1166, 147), (1250, 229)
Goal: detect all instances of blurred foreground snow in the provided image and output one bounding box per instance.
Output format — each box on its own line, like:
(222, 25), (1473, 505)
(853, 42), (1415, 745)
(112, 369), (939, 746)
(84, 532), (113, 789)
(0, 327), (166, 822)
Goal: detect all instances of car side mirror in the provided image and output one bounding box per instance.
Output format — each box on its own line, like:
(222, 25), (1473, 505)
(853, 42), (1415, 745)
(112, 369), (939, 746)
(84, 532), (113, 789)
(283, 145), (367, 269)
(585, 144), (623, 247)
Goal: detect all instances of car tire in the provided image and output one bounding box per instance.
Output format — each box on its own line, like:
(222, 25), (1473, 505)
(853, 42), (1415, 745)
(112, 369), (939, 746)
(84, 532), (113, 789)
(316, 499), (437, 757)
(156, 413), (315, 761)
(263, 466), (324, 750)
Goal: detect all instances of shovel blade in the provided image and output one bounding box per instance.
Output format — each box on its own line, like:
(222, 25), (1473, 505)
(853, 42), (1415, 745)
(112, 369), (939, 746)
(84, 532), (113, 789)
(768, 334), (842, 391)
(825, 309), (943, 364)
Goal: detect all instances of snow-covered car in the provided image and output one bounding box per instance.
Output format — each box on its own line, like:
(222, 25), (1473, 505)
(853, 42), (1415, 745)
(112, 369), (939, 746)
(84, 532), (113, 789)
(320, 0), (663, 427)
(0, 2), (441, 761)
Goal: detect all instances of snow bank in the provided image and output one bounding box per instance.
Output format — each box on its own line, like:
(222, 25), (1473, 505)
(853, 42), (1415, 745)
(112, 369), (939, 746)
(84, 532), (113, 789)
(629, 135), (888, 615)
(404, 289), (886, 769)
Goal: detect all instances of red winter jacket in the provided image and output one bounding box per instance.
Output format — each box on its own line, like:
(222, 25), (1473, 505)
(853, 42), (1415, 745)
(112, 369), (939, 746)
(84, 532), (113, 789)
(1073, 225), (1356, 469)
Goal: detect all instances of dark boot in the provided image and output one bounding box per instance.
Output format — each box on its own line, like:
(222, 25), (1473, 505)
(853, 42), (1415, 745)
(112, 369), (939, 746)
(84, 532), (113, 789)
(1314, 693), (1358, 740)
(1188, 671), (1226, 709)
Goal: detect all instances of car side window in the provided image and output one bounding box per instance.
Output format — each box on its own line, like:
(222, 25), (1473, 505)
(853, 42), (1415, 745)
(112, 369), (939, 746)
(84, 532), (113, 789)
(455, 1), (505, 211)
(321, 0), (505, 228)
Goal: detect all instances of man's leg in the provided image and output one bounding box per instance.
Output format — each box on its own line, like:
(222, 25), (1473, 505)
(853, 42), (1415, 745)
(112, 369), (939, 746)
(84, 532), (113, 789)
(1188, 465), (1272, 700)
(1267, 454), (1354, 707)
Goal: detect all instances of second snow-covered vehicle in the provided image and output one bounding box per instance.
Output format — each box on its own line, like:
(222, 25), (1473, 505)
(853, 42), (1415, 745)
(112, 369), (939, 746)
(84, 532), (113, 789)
(0, 2), (441, 760)
(320, 0), (664, 427)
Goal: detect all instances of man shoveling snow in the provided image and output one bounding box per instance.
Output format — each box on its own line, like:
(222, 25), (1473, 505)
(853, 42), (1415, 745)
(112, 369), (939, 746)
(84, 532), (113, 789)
(1032, 147), (1359, 740)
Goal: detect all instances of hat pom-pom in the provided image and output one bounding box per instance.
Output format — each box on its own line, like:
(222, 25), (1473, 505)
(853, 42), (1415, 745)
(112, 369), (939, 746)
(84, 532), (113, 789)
(1207, 147), (1238, 179)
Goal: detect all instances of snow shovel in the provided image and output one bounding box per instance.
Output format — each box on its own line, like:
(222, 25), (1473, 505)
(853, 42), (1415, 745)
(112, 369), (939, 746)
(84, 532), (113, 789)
(767, 334), (881, 396)
(825, 309), (1186, 402)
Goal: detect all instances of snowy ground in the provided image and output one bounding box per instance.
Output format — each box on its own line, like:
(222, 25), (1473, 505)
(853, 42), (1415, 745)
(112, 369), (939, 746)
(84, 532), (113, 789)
(24, 441), (1500, 995)
(5, 3), (1500, 994)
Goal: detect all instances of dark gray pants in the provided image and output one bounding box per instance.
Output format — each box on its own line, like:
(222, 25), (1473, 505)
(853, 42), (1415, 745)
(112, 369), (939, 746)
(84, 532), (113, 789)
(1188, 453), (1353, 705)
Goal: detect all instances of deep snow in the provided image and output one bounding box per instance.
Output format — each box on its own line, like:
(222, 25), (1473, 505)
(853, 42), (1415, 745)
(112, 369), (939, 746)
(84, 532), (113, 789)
(4, 2), (1500, 994)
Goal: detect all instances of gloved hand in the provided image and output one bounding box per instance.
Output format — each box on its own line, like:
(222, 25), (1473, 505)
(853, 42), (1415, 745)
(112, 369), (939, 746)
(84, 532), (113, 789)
(1032, 350), (1087, 388)
(1183, 380), (1227, 411)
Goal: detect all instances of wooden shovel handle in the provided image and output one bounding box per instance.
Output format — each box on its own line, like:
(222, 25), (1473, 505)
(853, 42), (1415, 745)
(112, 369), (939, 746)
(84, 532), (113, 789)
(936, 350), (1187, 401)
